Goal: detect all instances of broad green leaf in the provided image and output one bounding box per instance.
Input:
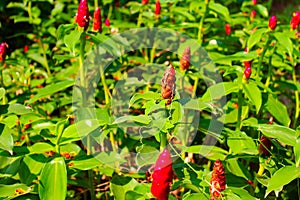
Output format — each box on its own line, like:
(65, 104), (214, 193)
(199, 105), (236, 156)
(256, 4), (269, 18)
(110, 175), (139, 200)
(0, 156), (22, 176)
(129, 91), (161, 106)
(18, 155), (45, 185)
(214, 52), (257, 64)
(226, 187), (258, 200)
(29, 142), (55, 154)
(226, 159), (251, 180)
(113, 115), (151, 126)
(209, 2), (230, 21)
(251, 124), (296, 146)
(125, 191), (144, 200)
(227, 131), (258, 155)
(64, 29), (81, 53)
(184, 145), (228, 160)
(69, 156), (101, 170)
(0, 104), (33, 115)
(183, 193), (208, 200)
(265, 165), (300, 197)
(294, 138), (300, 167)
(27, 80), (74, 104)
(0, 88), (5, 100)
(247, 28), (267, 50)
(265, 94), (290, 126)
(0, 124), (14, 155)
(0, 183), (31, 198)
(136, 145), (159, 166)
(178, 99), (214, 111)
(39, 157), (67, 200)
(243, 82), (262, 114)
(202, 82), (239, 102)
(274, 32), (293, 58)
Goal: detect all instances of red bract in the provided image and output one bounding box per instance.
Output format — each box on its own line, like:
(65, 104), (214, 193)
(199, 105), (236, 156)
(161, 64), (176, 105)
(250, 10), (256, 19)
(151, 149), (173, 200)
(243, 66), (252, 80)
(76, 0), (89, 30)
(115, 0), (120, 8)
(155, 0), (161, 15)
(252, 0), (257, 5)
(0, 42), (8, 63)
(268, 16), (277, 30)
(225, 24), (231, 35)
(105, 18), (110, 27)
(290, 11), (300, 30)
(93, 7), (102, 33)
(210, 160), (226, 200)
(142, 0), (149, 5)
(180, 46), (191, 71)
(23, 45), (29, 53)
(259, 135), (272, 156)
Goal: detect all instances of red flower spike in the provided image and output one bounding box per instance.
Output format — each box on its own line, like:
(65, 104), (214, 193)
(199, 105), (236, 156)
(210, 159), (226, 200)
(225, 24), (231, 35)
(259, 135), (272, 156)
(180, 46), (191, 71)
(243, 66), (252, 80)
(252, 0), (257, 5)
(151, 149), (173, 200)
(142, 0), (149, 5)
(76, 0), (89, 30)
(243, 47), (252, 69)
(115, 0), (120, 8)
(105, 18), (110, 27)
(250, 10), (256, 19)
(161, 64), (176, 105)
(0, 42), (8, 63)
(291, 11), (300, 30)
(155, 0), (161, 15)
(93, 7), (102, 33)
(268, 16), (277, 30)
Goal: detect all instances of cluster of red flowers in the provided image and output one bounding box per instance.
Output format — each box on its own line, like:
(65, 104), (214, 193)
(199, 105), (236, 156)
(161, 64), (176, 105)
(243, 47), (252, 80)
(290, 11), (300, 30)
(0, 42), (8, 63)
(210, 160), (226, 200)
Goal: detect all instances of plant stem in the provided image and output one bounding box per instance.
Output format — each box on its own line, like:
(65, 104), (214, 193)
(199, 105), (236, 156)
(293, 70), (299, 129)
(236, 88), (243, 130)
(256, 36), (271, 78)
(264, 48), (274, 90)
(197, 1), (209, 46)
(160, 132), (167, 151)
(192, 77), (199, 98)
(94, 0), (98, 8)
(37, 35), (51, 76)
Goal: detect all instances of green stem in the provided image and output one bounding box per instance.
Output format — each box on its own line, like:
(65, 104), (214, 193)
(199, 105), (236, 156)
(197, 1), (209, 46)
(159, 132), (167, 151)
(0, 64), (3, 87)
(293, 70), (299, 129)
(37, 35), (51, 76)
(28, 0), (33, 24)
(88, 170), (95, 200)
(264, 48), (274, 90)
(79, 32), (87, 105)
(94, 0), (98, 8)
(99, 63), (111, 105)
(192, 77), (199, 98)
(256, 36), (271, 78)
(137, 9), (143, 27)
(236, 88), (243, 130)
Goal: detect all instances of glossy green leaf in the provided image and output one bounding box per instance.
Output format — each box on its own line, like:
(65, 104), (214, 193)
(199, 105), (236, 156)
(256, 4), (269, 18)
(125, 191), (144, 200)
(136, 145), (159, 166)
(18, 155), (45, 185)
(69, 156), (101, 170)
(110, 175), (139, 200)
(184, 145), (228, 160)
(27, 80), (74, 104)
(247, 28), (267, 50)
(38, 157), (67, 200)
(265, 165), (300, 197)
(64, 29), (81, 53)
(0, 88), (5, 100)
(202, 82), (239, 102)
(265, 94), (290, 126)
(251, 124), (296, 146)
(183, 193), (208, 200)
(226, 187), (258, 200)
(129, 91), (161, 106)
(0, 183), (31, 198)
(0, 104), (33, 115)
(209, 2), (230, 21)
(113, 115), (151, 126)
(0, 124), (14, 155)
(29, 142), (55, 154)
(274, 32), (293, 58)
(294, 138), (300, 167)
(214, 52), (257, 64)
(227, 131), (258, 155)
(243, 82), (262, 114)
(226, 159), (251, 180)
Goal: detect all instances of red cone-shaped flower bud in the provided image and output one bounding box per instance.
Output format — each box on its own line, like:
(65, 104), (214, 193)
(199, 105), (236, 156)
(105, 18), (110, 27)
(155, 0), (161, 15)
(115, 0), (120, 8)
(23, 45), (29, 53)
(151, 149), (173, 200)
(93, 7), (102, 33)
(142, 0), (149, 5)
(250, 10), (256, 19)
(259, 135), (272, 156)
(252, 0), (257, 5)
(180, 46), (191, 71)
(243, 47), (252, 69)
(268, 16), (277, 30)
(76, 0), (89, 30)
(161, 64), (176, 105)
(0, 42), (8, 63)
(243, 66), (252, 80)
(291, 11), (300, 30)
(225, 24), (231, 35)
(210, 159), (226, 200)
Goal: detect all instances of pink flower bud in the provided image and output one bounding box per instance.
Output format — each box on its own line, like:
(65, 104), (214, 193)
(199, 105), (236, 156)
(24, 45), (29, 53)
(0, 42), (8, 63)
(252, 0), (257, 5)
(225, 24), (231, 35)
(105, 18), (110, 27)
(93, 7), (102, 33)
(76, 0), (89, 30)
(290, 11), (300, 30)
(243, 66), (252, 80)
(268, 16), (277, 30)
(155, 0), (161, 15)
(250, 10), (256, 19)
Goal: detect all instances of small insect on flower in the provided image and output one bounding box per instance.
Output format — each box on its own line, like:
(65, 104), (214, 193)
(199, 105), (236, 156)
(210, 159), (226, 200)
(161, 64), (176, 105)
(225, 24), (231, 35)
(268, 15), (277, 30)
(180, 46), (191, 71)
(76, 0), (89, 31)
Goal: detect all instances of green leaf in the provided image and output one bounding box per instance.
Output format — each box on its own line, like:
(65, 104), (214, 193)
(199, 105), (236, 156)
(226, 187), (258, 200)
(113, 115), (151, 126)
(247, 28), (267, 50)
(27, 80), (74, 104)
(69, 156), (101, 170)
(129, 91), (161, 106)
(265, 94), (290, 126)
(202, 82), (239, 102)
(209, 2), (230, 21)
(29, 142), (54, 154)
(183, 193), (208, 200)
(125, 191), (144, 200)
(0, 104), (33, 115)
(184, 145), (228, 160)
(265, 165), (300, 197)
(226, 159), (251, 180)
(39, 157), (67, 200)
(214, 52), (257, 64)
(0, 88), (5, 100)
(136, 145), (159, 166)
(256, 4), (269, 18)
(18, 155), (45, 185)
(0, 124), (14, 155)
(110, 175), (139, 200)
(64, 29), (81, 54)
(227, 131), (258, 155)
(243, 82), (262, 114)
(251, 124), (296, 146)
(294, 138), (300, 167)
(274, 32), (293, 58)
(0, 183), (31, 198)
